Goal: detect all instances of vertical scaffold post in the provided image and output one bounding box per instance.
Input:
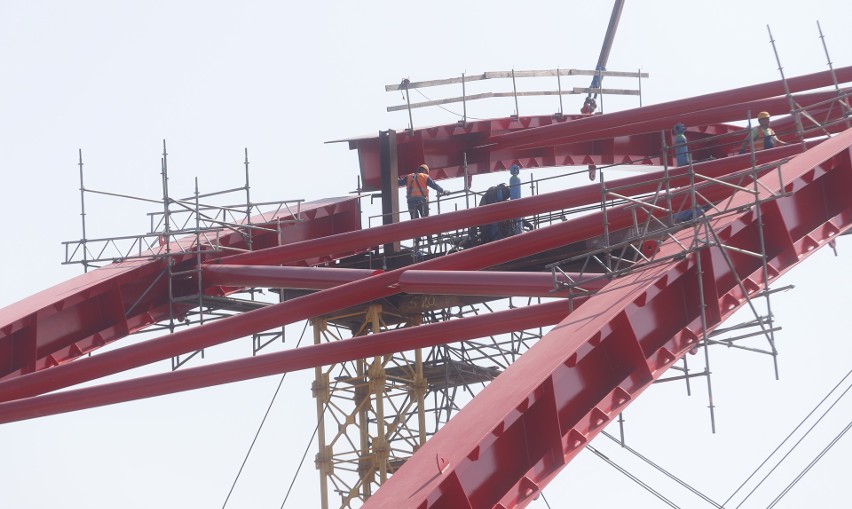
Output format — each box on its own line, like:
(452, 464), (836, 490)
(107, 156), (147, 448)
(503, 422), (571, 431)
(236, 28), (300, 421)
(460, 72), (467, 127)
(687, 158), (717, 432)
(556, 68), (564, 117)
(817, 20), (852, 130)
(161, 140), (176, 340)
(767, 25), (807, 150)
(511, 68), (519, 118)
(599, 170), (613, 272)
(77, 149), (89, 273)
(243, 148), (253, 252)
(403, 79), (414, 133)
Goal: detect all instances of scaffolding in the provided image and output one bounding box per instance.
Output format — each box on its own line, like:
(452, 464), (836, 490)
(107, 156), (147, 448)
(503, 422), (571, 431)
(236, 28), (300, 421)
(64, 142), (305, 368)
(55, 33), (851, 506)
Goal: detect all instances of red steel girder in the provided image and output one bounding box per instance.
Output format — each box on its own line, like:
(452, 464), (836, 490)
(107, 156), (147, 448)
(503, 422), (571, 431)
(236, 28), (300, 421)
(200, 265), (381, 289)
(486, 66), (852, 151)
(0, 196), (362, 381)
(397, 270), (607, 297)
(0, 142), (804, 404)
(361, 127), (852, 509)
(0, 299), (580, 424)
(344, 68), (852, 191)
(212, 142), (808, 269)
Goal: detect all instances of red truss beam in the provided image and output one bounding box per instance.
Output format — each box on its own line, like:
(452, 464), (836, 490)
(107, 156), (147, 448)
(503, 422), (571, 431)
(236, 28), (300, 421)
(486, 66), (852, 150)
(0, 196), (362, 381)
(212, 142), (808, 268)
(0, 299), (580, 424)
(200, 265), (382, 289)
(361, 128), (852, 508)
(0, 144), (806, 405)
(344, 67), (852, 191)
(396, 270), (608, 297)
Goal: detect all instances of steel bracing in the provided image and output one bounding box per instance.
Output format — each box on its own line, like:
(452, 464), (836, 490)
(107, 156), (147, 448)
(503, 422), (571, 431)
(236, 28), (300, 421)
(1, 66), (851, 508)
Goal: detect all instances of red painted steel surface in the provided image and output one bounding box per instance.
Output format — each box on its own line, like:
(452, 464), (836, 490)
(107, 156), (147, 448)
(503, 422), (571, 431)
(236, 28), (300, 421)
(361, 122), (852, 509)
(0, 196), (361, 380)
(0, 67), (850, 509)
(345, 67), (851, 191)
(0, 142), (811, 404)
(201, 265), (382, 289)
(0, 300), (575, 423)
(397, 270), (607, 297)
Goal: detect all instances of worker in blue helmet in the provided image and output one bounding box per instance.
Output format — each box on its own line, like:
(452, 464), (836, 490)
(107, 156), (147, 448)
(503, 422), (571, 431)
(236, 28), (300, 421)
(673, 123), (689, 166)
(509, 164), (522, 234)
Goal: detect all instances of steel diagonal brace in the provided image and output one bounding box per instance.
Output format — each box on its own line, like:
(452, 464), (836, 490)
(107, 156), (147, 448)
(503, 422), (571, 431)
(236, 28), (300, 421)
(0, 299), (581, 424)
(484, 66), (852, 151)
(0, 148), (805, 403)
(360, 129), (852, 509)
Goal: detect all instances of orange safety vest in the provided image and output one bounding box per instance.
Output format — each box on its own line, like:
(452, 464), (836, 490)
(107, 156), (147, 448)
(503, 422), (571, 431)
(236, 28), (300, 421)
(406, 173), (430, 198)
(750, 126), (778, 149)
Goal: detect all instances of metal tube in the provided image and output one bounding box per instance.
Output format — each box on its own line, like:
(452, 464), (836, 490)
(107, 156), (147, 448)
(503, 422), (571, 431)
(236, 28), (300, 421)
(201, 265), (381, 289)
(487, 65), (852, 149)
(817, 20), (851, 130)
(397, 270), (606, 297)
(0, 300), (571, 423)
(78, 149), (88, 273)
(212, 144), (807, 269)
(511, 69), (519, 117)
(767, 25), (807, 149)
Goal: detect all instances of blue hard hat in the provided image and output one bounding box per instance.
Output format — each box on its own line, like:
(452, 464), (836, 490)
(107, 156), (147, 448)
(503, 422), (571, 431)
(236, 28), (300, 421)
(673, 123), (686, 134)
(509, 164), (520, 175)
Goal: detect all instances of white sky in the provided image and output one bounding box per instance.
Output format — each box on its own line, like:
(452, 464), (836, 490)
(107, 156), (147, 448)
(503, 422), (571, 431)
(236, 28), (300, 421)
(1, 1), (851, 508)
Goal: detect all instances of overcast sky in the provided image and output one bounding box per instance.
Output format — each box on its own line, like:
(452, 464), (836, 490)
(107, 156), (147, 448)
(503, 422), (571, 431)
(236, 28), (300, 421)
(1, 1), (851, 508)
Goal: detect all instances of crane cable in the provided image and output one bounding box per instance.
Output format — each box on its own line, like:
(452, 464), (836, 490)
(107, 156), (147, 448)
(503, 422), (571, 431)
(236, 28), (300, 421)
(221, 320), (310, 508)
(280, 377), (341, 508)
(766, 418), (851, 508)
(600, 430), (723, 508)
(587, 444), (681, 508)
(728, 368), (852, 508)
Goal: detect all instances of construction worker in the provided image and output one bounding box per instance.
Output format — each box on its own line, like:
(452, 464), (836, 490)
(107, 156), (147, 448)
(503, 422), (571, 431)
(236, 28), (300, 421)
(509, 165), (522, 234)
(739, 111), (786, 154)
(580, 96), (597, 115)
(673, 123), (689, 166)
(398, 164), (448, 220)
(478, 183), (511, 243)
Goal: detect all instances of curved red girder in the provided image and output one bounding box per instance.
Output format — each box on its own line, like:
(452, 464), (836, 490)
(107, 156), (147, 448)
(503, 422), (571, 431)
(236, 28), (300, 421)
(345, 68), (852, 191)
(0, 142), (812, 404)
(361, 121), (852, 509)
(0, 196), (362, 381)
(0, 67), (850, 509)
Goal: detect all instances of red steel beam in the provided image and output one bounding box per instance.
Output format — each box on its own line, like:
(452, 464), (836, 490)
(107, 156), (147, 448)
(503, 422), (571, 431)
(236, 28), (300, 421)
(397, 270), (607, 297)
(0, 300), (577, 424)
(512, 90), (847, 153)
(361, 127), (852, 509)
(212, 143), (808, 268)
(0, 196), (362, 380)
(486, 66), (852, 151)
(0, 142), (800, 404)
(0, 212), (617, 403)
(200, 265), (382, 289)
(0, 149), (778, 404)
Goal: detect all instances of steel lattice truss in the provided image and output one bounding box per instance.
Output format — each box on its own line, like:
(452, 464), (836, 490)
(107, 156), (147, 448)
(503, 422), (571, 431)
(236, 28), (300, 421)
(1, 66), (852, 508)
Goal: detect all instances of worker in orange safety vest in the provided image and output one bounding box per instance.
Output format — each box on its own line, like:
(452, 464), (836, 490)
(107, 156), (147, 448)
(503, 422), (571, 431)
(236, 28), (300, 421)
(398, 164), (449, 219)
(739, 111), (786, 153)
